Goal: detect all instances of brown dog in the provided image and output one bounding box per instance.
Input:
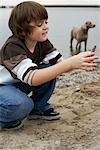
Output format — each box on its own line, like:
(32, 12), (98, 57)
(70, 21), (96, 54)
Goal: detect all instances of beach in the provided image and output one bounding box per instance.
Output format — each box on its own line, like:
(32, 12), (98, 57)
(0, 62), (100, 150)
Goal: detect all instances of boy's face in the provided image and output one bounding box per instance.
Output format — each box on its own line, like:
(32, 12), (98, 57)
(27, 19), (49, 42)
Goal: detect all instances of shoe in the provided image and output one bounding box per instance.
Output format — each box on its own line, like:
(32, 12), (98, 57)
(28, 108), (60, 121)
(0, 120), (24, 131)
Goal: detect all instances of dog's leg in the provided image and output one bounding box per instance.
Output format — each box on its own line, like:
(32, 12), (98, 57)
(75, 42), (78, 54)
(79, 43), (81, 52)
(70, 36), (74, 55)
(84, 40), (87, 51)
(70, 30), (74, 51)
(70, 37), (73, 51)
(76, 42), (81, 54)
(76, 42), (79, 52)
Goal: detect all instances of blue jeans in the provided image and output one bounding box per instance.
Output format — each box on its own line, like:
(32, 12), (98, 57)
(0, 64), (56, 128)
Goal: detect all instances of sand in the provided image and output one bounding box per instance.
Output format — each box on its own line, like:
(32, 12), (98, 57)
(0, 62), (100, 150)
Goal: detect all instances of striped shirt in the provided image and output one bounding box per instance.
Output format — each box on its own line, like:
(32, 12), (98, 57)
(0, 35), (62, 85)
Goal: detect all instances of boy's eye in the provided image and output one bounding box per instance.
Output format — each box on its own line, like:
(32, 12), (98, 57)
(37, 20), (48, 27)
(45, 21), (48, 24)
(37, 24), (42, 27)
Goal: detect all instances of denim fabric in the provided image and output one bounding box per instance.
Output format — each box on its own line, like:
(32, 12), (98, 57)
(0, 63), (56, 127)
(0, 85), (34, 127)
(30, 78), (56, 113)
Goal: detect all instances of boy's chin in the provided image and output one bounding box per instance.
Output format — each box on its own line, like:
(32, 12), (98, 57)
(39, 37), (48, 42)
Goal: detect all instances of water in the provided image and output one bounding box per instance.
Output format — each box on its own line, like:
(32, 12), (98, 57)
(0, 7), (100, 59)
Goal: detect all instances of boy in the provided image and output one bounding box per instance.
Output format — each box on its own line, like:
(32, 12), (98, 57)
(0, 1), (97, 130)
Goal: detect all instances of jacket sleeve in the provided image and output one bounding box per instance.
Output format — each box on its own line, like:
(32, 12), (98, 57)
(41, 39), (63, 65)
(1, 43), (38, 85)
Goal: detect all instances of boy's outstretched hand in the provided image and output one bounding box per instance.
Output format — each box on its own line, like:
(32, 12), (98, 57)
(70, 51), (98, 71)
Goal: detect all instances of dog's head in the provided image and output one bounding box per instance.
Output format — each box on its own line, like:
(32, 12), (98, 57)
(83, 21), (96, 30)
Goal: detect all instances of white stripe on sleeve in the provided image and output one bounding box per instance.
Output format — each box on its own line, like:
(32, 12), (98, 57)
(12, 58), (37, 82)
(42, 50), (61, 64)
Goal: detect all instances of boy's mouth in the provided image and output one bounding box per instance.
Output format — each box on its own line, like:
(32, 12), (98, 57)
(42, 31), (48, 36)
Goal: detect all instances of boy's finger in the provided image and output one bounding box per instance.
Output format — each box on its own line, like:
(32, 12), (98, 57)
(83, 56), (98, 62)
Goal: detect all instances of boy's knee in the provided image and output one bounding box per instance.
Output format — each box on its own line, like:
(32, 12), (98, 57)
(15, 97), (34, 117)
(0, 97), (34, 121)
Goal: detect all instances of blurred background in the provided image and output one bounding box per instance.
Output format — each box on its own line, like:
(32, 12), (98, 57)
(0, 0), (100, 59)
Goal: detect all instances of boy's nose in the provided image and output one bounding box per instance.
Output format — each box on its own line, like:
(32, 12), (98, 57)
(43, 24), (48, 30)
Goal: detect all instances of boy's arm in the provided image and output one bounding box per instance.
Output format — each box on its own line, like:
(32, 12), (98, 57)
(31, 51), (97, 86)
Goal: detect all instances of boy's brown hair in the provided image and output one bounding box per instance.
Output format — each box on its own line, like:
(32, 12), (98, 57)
(8, 1), (48, 39)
